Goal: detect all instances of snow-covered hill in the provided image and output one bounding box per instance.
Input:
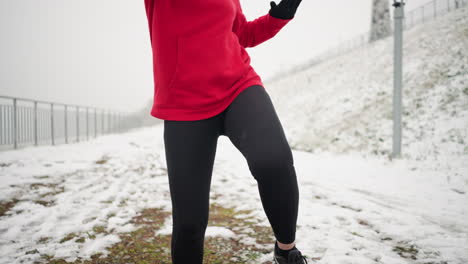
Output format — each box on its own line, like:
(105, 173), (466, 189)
(266, 6), (467, 164)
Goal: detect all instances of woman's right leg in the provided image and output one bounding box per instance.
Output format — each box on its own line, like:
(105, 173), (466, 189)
(163, 115), (221, 264)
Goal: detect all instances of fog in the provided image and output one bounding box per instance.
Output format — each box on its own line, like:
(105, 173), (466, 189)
(0, 0), (432, 113)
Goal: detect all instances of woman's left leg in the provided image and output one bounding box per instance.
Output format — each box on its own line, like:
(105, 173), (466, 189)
(221, 84), (299, 245)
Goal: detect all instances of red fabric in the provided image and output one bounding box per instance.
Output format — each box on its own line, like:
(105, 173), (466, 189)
(144, 0), (293, 121)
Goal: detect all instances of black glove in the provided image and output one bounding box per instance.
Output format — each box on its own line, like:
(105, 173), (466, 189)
(269, 0), (302, 20)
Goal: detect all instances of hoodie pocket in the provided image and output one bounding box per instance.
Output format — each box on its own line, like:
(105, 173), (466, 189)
(167, 32), (246, 108)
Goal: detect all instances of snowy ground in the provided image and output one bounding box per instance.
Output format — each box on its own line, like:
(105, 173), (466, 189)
(1, 5), (467, 264)
(0, 124), (467, 264)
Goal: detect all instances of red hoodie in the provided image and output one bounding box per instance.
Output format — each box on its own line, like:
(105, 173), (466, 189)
(144, 0), (293, 121)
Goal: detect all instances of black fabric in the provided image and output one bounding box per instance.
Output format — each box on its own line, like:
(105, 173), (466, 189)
(163, 84), (300, 264)
(269, 0), (303, 20)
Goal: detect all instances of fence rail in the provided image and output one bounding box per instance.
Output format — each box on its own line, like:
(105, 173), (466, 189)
(0, 95), (142, 151)
(267, 0), (467, 83)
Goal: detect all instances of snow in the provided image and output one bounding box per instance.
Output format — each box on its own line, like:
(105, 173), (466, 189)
(265, 5), (468, 194)
(0, 127), (172, 263)
(205, 226), (237, 238)
(1, 123), (466, 263)
(1, 5), (467, 264)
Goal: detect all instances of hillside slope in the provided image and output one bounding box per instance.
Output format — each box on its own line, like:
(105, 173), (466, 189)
(266, 7), (467, 160)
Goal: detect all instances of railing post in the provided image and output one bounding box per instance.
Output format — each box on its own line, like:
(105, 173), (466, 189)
(86, 107), (89, 141)
(65, 105), (68, 144)
(76, 106), (79, 142)
(94, 108), (97, 138)
(434, 0), (437, 18)
(27, 106), (30, 143)
(403, 12), (407, 29)
(28, 106), (31, 143)
(422, 5), (425, 22)
(108, 111), (111, 134)
(115, 112), (118, 133)
(109, 112), (112, 133)
(0, 105), (3, 145)
(117, 112), (122, 132)
(23, 106), (26, 144)
(120, 113), (124, 132)
(101, 109), (104, 135)
(51, 103), (55, 146)
(392, 0), (405, 158)
(34, 101), (38, 146)
(18, 106), (22, 144)
(111, 112), (114, 133)
(13, 98), (17, 149)
(410, 10), (414, 27)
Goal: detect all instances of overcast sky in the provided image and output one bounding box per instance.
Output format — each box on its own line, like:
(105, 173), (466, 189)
(0, 0), (432, 113)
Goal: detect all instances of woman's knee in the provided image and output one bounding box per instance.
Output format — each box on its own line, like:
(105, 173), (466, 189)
(246, 146), (295, 180)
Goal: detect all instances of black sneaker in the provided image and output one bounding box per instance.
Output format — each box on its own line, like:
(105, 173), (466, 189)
(273, 247), (308, 264)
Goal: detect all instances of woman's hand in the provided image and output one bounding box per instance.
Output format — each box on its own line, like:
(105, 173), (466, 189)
(269, 0), (302, 19)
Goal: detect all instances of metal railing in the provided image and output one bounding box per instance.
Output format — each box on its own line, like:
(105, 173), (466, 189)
(266, 0), (467, 83)
(405, 0), (466, 27)
(0, 95), (143, 151)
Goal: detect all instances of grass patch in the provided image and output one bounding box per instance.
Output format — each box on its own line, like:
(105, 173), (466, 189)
(28, 182), (65, 208)
(60, 233), (79, 243)
(350, 231), (364, 238)
(39, 185), (65, 198)
(92, 225), (107, 234)
(357, 219), (370, 226)
(35, 200), (55, 207)
(393, 242), (419, 260)
(331, 202), (362, 212)
(95, 155), (110, 165)
(41, 203), (286, 263)
(34, 175), (51, 179)
(38, 237), (52, 244)
(0, 199), (19, 217)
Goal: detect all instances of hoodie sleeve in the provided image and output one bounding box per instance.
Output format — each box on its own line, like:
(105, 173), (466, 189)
(232, 1), (293, 48)
(144, 0), (155, 43)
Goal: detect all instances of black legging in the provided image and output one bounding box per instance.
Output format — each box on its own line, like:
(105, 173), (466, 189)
(163, 84), (299, 264)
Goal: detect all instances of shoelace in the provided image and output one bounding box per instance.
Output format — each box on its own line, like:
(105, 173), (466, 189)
(287, 249), (308, 264)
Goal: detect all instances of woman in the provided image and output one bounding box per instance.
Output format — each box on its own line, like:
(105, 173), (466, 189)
(144, 0), (306, 263)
